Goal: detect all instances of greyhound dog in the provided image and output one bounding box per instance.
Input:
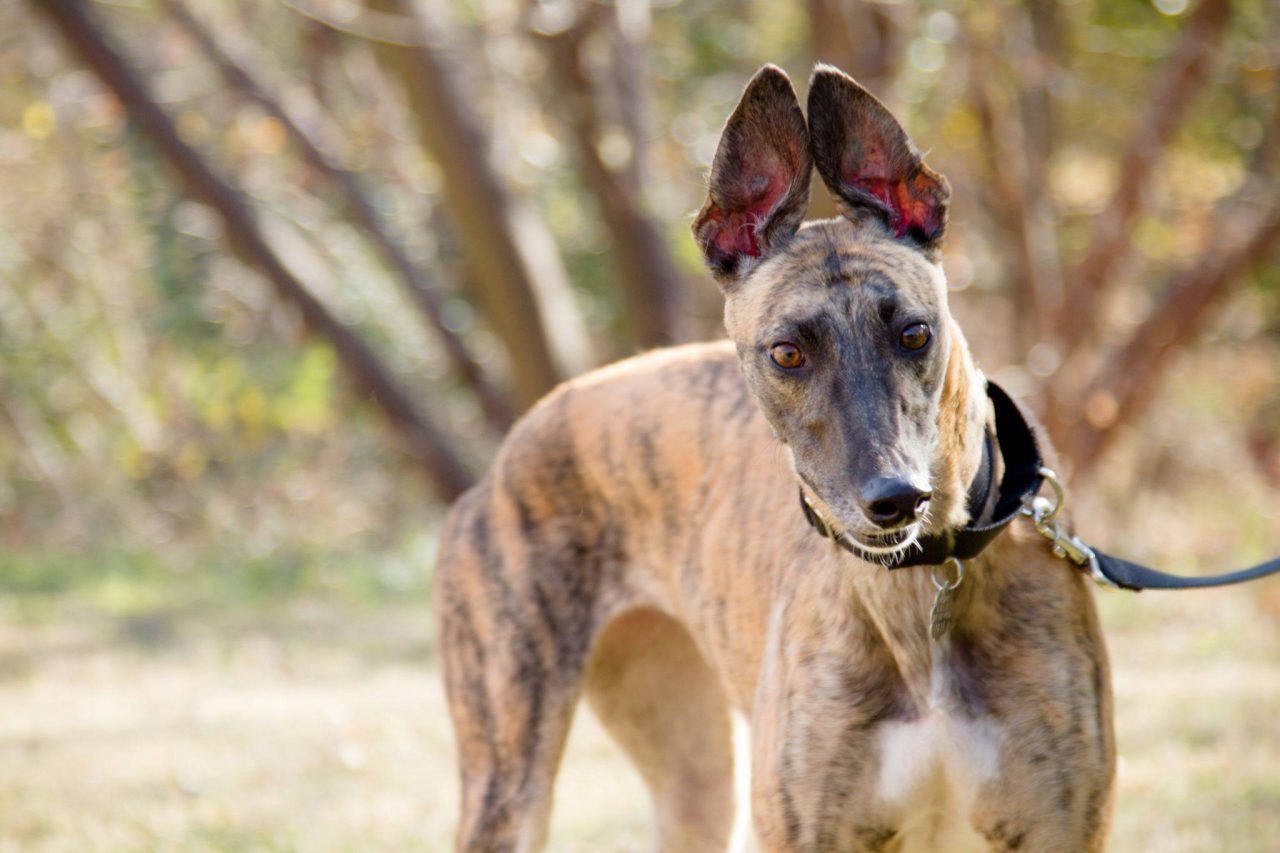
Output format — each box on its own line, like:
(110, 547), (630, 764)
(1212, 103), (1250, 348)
(435, 64), (1114, 852)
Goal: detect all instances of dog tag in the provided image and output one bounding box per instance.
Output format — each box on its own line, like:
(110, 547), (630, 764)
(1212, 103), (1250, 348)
(929, 585), (955, 639)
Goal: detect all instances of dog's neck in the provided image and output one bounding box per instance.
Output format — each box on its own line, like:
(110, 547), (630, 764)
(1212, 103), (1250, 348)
(843, 319), (998, 709)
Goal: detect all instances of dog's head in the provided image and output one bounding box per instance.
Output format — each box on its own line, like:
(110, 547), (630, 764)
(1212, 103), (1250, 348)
(694, 64), (983, 562)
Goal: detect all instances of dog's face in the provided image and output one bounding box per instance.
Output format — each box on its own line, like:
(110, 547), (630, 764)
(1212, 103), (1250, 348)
(694, 65), (958, 559)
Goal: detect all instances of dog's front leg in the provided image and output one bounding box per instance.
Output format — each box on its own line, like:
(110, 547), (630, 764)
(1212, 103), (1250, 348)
(748, 598), (903, 852)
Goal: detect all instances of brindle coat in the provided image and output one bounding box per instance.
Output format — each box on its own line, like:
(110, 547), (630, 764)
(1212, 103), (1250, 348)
(436, 64), (1114, 852)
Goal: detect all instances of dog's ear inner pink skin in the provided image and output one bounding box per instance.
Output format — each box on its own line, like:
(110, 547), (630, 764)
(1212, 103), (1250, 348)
(693, 64), (812, 283)
(807, 63), (950, 249)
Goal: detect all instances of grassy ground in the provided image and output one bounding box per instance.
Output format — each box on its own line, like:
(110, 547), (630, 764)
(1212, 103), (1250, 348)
(1, 552), (1278, 852)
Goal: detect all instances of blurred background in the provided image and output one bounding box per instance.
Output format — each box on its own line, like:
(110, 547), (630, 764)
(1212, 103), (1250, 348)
(2, 0), (1278, 849)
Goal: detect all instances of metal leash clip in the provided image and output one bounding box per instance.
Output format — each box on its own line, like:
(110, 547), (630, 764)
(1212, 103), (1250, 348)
(1021, 467), (1119, 589)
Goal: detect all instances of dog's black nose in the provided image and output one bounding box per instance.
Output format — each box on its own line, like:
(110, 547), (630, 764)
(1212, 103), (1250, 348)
(860, 479), (931, 529)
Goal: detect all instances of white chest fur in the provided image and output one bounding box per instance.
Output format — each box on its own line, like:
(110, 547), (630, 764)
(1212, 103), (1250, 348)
(874, 710), (1001, 851)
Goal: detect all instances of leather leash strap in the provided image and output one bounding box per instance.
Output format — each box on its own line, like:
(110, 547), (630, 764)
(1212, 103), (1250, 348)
(1092, 552), (1280, 591)
(798, 380), (1280, 592)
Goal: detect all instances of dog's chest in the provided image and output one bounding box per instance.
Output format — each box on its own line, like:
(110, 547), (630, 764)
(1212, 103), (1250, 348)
(871, 709), (1001, 851)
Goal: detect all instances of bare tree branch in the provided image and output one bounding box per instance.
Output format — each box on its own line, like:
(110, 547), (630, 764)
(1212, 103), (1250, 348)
(364, 0), (593, 411)
(1064, 199), (1280, 474)
(806, 0), (899, 220)
(35, 0), (475, 501)
(279, 0), (434, 48)
(1060, 0), (1230, 353)
(966, 35), (1059, 353)
(807, 0), (897, 93)
(1016, 0), (1061, 191)
(165, 0), (513, 432)
(1007, 0), (1067, 331)
(530, 3), (687, 348)
(608, 0), (652, 191)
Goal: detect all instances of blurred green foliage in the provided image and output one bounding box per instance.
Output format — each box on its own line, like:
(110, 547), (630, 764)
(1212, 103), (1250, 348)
(0, 0), (1274, 580)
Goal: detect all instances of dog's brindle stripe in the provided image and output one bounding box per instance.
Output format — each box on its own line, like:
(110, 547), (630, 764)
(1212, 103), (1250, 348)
(437, 64), (1114, 852)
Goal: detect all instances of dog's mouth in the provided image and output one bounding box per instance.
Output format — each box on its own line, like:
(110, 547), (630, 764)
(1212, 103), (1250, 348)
(842, 524), (922, 559)
(792, 465), (928, 564)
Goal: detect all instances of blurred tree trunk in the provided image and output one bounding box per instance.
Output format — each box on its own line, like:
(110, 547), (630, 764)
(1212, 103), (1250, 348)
(1064, 201), (1280, 476)
(530, 2), (687, 348)
(164, 0), (513, 433)
(806, 0), (899, 220)
(808, 0), (896, 92)
(1041, 0), (1233, 451)
(1017, 0), (1060, 193)
(36, 0), (475, 501)
(610, 0), (651, 190)
(966, 37), (1052, 354)
(366, 0), (593, 411)
(1008, 0), (1066, 343)
(1058, 0), (1230, 352)
(957, 0), (1267, 479)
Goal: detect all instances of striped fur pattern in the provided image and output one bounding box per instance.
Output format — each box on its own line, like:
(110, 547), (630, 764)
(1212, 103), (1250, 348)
(436, 65), (1114, 851)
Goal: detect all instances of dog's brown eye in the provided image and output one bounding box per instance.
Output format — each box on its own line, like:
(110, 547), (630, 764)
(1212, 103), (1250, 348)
(900, 323), (931, 351)
(769, 342), (805, 369)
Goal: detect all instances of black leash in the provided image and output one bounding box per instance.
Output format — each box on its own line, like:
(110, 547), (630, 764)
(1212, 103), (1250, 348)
(798, 380), (1280, 592)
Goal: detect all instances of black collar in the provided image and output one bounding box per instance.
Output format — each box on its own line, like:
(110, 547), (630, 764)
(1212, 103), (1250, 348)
(798, 380), (1280, 590)
(798, 380), (1045, 568)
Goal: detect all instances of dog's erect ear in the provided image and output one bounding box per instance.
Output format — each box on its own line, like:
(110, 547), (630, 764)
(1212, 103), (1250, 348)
(807, 64), (950, 249)
(693, 65), (811, 285)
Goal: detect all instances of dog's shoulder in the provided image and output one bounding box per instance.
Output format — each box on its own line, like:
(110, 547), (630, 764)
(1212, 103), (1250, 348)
(504, 340), (746, 448)
(562, 340), (741, 397)
(471, 341), (755, 516)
